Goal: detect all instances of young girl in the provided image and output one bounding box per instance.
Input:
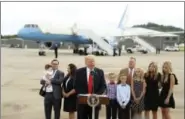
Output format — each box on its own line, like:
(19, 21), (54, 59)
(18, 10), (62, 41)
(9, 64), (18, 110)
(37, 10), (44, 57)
(130, 68), (146, 119)
(117, 73), (131, 119)
(42, 64), (53, 89)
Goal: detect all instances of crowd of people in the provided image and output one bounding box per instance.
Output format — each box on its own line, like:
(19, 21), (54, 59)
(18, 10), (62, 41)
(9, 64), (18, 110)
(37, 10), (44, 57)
(39, 55), (178, 119)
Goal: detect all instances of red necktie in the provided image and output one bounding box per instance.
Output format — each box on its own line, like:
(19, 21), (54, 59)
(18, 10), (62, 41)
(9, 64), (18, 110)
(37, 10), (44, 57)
(88, 73), (93, 94)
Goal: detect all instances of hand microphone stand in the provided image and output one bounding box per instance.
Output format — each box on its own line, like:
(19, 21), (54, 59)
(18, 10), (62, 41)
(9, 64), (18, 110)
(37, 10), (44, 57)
(90, 70), (95, 119)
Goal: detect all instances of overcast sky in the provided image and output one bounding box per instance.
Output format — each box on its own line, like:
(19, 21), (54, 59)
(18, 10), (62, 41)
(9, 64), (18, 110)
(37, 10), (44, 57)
(1, 2), (184, 35)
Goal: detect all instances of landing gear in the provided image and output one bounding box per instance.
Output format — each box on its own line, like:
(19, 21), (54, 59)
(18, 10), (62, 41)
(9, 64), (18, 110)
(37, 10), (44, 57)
(73, 44), (79, 54)
(78, 48), (87, 55)
(38, 43), (46, 56)
(73, 49), (78, 54)
(38, 51), (46, 56)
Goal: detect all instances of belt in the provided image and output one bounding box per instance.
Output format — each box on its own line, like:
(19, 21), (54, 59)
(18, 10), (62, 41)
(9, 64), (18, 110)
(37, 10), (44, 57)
(46, 92), (53, 94)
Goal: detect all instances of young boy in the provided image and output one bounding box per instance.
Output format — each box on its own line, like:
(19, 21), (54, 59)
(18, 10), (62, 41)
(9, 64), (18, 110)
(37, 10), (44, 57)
(117, 73), (131, 119)
(106, 73), (118, 119)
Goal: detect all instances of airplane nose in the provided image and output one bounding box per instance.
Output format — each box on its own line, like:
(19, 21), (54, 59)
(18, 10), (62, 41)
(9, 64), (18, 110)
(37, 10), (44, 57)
(17, 28), (25, 37)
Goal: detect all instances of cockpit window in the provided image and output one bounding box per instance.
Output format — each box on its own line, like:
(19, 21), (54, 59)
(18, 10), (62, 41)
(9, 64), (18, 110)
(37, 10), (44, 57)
(24, 24), (29, 28)
(24, 24), (39, 28)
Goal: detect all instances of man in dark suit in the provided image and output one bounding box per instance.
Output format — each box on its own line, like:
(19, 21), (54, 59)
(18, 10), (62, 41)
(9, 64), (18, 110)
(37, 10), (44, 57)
(75, 55), (106, 119)
(40, 59), (64, 119)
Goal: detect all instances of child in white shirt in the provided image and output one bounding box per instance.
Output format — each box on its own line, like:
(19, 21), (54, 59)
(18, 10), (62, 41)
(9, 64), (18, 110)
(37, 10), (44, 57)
(42, 64), (53, 92)
(117, 73), (131, 119)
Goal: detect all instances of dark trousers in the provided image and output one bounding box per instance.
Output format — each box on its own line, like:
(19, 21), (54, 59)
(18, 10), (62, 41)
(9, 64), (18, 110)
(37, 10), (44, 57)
(54, 48), (58, 58)
(44, 92), (61, 119)
(106, 99), (118, 119)
(156, 48), (160, 54)
(118, 104), (130, 119)
(113, 49), (116, 56)
(77, 104), (100, 119)
(118, 49), (121, 56)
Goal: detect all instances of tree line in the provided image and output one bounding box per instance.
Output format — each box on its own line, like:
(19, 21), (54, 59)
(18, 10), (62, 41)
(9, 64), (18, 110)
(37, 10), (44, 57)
(133, 22), (183, 32)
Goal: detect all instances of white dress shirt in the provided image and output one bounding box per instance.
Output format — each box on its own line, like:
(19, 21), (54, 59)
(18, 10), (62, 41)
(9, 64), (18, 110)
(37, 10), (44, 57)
(86, 67), (91, 83)
(128, 68), (135, 78)
(117, 84), (131, 108)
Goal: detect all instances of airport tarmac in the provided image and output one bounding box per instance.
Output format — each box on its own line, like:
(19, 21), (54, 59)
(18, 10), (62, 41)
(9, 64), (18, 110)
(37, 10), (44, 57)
(1, 48), (184, 119)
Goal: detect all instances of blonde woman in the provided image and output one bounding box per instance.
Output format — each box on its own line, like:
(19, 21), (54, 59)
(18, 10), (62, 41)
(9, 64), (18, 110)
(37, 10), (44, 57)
(159, 61), (177, 119)
(130, 68), (146, 119)
(144, 62), (162, 119)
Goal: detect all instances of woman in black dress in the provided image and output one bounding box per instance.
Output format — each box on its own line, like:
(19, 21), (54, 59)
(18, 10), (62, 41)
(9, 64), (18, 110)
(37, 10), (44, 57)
(62, 63), (77, 119)
(159, 61), (176, 119)
(144, 62), (161, 119)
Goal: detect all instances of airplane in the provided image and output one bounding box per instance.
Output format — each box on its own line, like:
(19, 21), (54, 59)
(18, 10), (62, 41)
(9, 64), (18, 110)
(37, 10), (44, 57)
(17, 5), (184, 57)
(17, 5), (129, 57)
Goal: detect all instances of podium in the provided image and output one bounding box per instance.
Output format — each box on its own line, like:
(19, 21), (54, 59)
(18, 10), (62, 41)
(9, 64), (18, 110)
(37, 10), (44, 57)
(78, 94), (109, 119)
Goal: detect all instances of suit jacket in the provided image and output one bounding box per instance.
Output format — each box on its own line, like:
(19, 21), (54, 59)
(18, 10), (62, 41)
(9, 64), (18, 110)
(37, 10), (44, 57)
(75, 67), (106, 95)
(40, 70), (64, 99)
(63, 75), (75, 93)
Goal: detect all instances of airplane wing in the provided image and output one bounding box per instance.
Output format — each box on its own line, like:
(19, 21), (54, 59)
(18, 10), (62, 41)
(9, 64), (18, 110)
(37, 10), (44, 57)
(120, 27), (181, 37)
(103, 27), (183, 37)
(161, 31), (184, 34)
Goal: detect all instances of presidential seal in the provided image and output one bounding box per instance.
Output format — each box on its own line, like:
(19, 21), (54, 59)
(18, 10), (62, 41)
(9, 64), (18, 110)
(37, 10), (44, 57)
(87, 94), (100, 107)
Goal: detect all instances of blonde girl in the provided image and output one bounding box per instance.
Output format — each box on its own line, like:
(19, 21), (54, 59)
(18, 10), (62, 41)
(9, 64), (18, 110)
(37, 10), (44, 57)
(130, 68), (146, 119)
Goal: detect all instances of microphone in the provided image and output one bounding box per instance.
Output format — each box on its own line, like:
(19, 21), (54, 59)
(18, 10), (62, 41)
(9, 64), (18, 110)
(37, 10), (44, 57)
(90, 68), (96, 76)
(90, 70), (95, 75)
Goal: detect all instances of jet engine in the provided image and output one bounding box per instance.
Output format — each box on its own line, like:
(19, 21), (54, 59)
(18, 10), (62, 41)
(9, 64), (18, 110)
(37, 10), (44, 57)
(44, 42), (61, 49)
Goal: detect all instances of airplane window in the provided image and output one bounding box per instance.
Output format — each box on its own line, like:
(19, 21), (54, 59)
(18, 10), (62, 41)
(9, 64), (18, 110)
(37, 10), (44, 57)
(24, 24), (29, 28)
(24, 24), (39, 28)
(165, 37), (169, 40)
(172, 37), (177, 40)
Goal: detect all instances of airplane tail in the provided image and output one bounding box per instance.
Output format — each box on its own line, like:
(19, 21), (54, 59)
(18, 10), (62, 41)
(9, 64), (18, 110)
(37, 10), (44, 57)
(117, 4), (128, 30)
(71, 23), (78, 35)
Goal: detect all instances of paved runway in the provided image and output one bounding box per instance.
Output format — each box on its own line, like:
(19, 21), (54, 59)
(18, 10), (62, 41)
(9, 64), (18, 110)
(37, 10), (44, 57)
(1, 48), (184, 119)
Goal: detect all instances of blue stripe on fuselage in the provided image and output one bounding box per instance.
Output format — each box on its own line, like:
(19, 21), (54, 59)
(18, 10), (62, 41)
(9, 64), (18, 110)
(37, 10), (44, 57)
(18, 30), (90, 44)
